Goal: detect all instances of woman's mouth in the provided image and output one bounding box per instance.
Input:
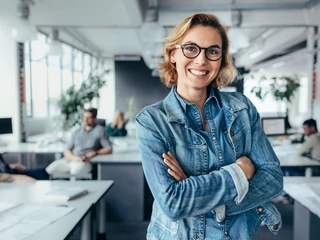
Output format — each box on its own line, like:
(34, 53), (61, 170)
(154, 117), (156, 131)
(189, 69), (209, 76)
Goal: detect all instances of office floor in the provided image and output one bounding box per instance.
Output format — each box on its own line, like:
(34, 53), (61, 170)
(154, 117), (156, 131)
(67, 202), (293, 240)
(103, 202), (293, 240)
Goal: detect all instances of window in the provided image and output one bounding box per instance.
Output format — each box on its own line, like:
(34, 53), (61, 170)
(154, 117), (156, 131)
(25, 33), (92, 118)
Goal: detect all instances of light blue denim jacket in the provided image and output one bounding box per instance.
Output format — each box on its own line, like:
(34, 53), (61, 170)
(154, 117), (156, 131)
(135, 87), (283, 240)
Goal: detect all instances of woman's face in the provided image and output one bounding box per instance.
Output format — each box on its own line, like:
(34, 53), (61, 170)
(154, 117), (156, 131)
(171, 25), (222, 95)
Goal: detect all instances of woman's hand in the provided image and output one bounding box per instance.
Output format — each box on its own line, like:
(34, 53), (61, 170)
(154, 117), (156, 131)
(235, 156), (256, 180)
(163, 151), (187, 181)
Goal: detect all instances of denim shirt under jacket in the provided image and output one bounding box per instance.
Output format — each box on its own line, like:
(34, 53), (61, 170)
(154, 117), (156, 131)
(135, 87), (283, 240)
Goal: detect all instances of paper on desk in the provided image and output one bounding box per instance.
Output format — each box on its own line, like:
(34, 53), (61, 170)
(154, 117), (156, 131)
(0, 202), (21, 213)
(285, 184), (320, 217)
(0, 222), (46, 240)
(0, 203), (75, 240)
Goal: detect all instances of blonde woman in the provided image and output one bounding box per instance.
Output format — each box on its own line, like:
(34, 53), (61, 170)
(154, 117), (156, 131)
(136, 13), (283, 239)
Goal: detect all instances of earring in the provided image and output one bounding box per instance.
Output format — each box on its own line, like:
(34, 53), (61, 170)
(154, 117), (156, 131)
(171, 59), (175, 63)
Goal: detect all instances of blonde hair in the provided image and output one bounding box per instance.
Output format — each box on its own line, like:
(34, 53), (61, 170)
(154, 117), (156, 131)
(158, 13), (237, 88)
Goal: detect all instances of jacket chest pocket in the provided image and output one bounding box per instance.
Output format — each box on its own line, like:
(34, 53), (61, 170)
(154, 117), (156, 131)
(226, 123), (251, 158)
(167, 139), (206, 177)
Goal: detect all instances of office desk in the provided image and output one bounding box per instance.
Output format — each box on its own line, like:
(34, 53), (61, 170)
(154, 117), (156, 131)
(273, 144), (320, 176)
(91, 136), (144, 221)
(284, 177), (320, 240)
(0, 180), (113, 240)
(0, 142), (66, 154)
(0, 142), (66, 167)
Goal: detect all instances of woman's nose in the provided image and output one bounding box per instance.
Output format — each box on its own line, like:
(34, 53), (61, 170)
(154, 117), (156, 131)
(194, 50), (207, 65)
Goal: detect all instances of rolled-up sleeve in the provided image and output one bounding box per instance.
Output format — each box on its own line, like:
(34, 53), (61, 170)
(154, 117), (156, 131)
(222, 163), (249, 204)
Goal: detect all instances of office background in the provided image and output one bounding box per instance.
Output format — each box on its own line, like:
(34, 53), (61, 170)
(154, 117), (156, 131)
(0, 0), (319, 148)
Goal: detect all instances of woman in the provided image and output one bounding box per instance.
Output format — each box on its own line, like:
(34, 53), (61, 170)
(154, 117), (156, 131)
(135, 13), (283, 239)
(106, 111), (128, 137)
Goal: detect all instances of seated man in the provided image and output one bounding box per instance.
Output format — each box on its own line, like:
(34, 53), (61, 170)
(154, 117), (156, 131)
(298, 118), (320, 161)
(106, 111), (128, 137)
(46, 108), (112, 176)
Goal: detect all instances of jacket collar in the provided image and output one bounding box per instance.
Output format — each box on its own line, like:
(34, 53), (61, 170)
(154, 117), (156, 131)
(163, 87), (248, 123)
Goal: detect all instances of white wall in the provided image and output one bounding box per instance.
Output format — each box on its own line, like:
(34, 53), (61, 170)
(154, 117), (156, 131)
(0, 16), (20, 143)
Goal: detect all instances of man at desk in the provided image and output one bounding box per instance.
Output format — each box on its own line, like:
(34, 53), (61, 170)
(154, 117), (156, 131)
(45, 108), (113, 176)
(298, 118), (320, 161)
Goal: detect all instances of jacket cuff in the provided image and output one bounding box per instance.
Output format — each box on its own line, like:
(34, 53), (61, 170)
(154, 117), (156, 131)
(222, 163), (249, 204)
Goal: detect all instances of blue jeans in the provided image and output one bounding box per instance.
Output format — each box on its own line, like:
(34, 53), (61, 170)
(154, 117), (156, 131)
(4, 165), (49, 180)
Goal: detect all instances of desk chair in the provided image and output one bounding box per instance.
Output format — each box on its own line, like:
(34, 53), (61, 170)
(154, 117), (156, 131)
(50, 172), (93, 181)
(96, 119), (106, 127)
(49, 164), (98, 181)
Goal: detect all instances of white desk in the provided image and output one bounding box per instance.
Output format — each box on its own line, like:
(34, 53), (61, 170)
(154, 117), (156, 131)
(273, 144), (320, 176)
(0, 180), (113, 240)
(284, 177), (320, 240)
(0, 142), (66, 167)
(0, 142), (66, 154)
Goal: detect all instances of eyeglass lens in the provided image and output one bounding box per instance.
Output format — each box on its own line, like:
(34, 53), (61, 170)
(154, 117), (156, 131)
(182, 44), (222, 61)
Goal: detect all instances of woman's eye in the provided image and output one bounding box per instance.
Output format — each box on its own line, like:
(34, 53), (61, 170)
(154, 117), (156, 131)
(208, 48), (218, 55)
(185, 46), (197, 52)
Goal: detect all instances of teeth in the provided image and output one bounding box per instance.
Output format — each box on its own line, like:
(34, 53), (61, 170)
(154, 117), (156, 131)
(190, 69), (207, 76)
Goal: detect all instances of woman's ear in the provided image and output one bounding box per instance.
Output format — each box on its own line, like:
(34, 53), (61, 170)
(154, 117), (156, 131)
(170, 50), (176, 64)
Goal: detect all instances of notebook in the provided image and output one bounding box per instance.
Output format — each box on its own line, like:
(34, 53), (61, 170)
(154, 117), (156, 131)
(43, 187), (89, 202)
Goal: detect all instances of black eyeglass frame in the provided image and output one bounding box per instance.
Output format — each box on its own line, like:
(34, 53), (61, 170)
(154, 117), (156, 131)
(175, 43), (224, 61)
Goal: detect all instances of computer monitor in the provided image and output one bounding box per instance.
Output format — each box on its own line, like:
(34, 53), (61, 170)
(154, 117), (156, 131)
(261, 117), (286, 136)
(0, 118), (13, 135)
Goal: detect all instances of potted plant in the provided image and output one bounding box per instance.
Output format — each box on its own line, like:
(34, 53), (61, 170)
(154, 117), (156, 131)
(57, 69), (110, 131)
(250, 75), (301, 129)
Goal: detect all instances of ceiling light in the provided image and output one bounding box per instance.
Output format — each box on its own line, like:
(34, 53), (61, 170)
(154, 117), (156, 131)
(48, 29), (63, 57)
(249, 50), (263, 59)
(261, 29), (275, 39)
(12, 0), (38, 42)
(271, 61), (286, 68)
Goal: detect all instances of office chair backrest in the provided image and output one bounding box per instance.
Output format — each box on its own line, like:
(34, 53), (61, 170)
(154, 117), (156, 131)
(96, 119), (106, 127)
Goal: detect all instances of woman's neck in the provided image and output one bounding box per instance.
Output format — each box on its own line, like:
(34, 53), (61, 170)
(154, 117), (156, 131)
(176, 87), (208, 110)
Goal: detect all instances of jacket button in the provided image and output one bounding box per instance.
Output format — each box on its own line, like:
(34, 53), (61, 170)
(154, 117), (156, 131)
(273, 224), (279, 230)
(194, 234), (199, 239)
(228, 115), (232, 119)
(230, 131), (234, 136)
(224, 231), (228, 235)
(197, 140), (202, 144)
(212, 136), (216, 141)
(218, 156), (223, 160)
(257, 206), (264, 212)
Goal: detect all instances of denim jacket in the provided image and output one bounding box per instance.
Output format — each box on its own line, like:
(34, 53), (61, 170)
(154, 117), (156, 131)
(135, 87), (283, 240)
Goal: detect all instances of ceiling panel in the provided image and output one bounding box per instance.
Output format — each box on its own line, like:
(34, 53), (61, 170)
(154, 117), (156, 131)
(76, 28), (142, 56)
(0, 0), (318, 75)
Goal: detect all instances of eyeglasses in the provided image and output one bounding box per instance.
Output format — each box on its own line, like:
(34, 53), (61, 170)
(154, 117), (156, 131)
(175, 43), (224, 61)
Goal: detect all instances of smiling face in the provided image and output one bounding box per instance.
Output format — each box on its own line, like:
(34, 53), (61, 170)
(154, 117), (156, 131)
(171, 25), (222, 98)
